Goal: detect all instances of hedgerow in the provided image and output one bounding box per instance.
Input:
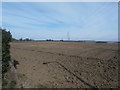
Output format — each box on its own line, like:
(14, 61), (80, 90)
(1, 28), (12, 74)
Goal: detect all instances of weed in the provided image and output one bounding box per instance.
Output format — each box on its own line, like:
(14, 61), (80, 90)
(8, 80), (16, 88)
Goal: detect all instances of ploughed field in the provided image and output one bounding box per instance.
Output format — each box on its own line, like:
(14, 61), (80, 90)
(10, 41), (118, 88)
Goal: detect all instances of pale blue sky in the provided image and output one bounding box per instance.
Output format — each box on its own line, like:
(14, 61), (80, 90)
(1, 2), (118, 41)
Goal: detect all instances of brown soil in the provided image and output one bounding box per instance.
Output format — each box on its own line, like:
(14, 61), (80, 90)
(10, 41), (118, 88)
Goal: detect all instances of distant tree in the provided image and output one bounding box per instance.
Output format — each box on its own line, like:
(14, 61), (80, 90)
(19, 38), (23, 41)
(24, 38), (30, 41)
(12, 38), (17, 41)
(46, 39), (53, 41)
(60, 40), (63, 41)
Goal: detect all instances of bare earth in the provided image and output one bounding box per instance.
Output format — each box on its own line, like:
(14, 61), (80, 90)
(10, 41), (118, 88)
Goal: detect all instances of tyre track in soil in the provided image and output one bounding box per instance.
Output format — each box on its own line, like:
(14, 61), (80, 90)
(12, 47), (118, 88)
(12, 47), (111, 88)
(12, 47), (96, 88)
(12, 47), (115, 61)
(42, 61), (95, 88)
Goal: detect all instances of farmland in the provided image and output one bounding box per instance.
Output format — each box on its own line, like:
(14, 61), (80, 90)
(9, 41), (118, 88)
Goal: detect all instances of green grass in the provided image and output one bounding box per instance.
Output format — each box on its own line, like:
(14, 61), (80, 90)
(2, 79), (8, 88)
(17, 73), (27, 81)
(8, 80), (17, 88)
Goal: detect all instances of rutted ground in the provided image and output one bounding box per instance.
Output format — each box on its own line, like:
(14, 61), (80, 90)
(10, 41), (118, 88)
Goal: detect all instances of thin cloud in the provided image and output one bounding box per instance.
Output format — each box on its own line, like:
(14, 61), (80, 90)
(2, 2), (118, 41)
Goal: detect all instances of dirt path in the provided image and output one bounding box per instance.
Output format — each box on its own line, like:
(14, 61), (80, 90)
(10, 41), (118, 88)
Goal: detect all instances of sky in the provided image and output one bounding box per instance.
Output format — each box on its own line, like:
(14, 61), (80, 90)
(1, 2), (118, 41)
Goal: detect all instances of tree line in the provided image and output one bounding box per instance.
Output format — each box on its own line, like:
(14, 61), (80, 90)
(0, 28), (12, 87)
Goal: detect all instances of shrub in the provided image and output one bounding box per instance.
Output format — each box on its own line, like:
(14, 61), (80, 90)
(0, 28), (12, 74)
